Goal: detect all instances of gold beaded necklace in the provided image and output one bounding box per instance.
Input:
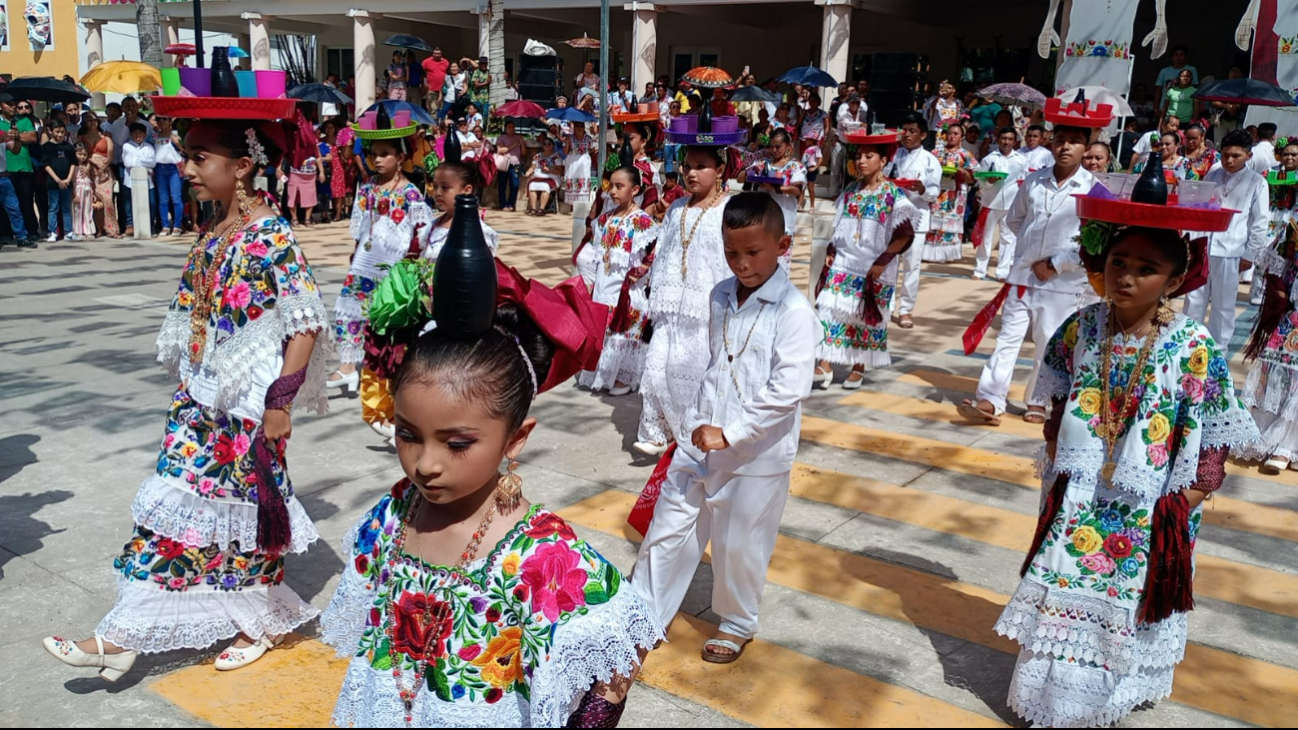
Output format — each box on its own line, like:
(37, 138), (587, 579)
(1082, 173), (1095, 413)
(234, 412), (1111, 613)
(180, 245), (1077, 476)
(678, 189), (722, 278)
(185, 209), (252, 364)
(1096, 307), (1161, 481)
(721, 301), (767, 397)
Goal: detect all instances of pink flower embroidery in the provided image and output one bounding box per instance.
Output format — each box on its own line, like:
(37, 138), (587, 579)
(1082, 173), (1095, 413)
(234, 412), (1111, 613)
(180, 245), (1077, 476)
(1180, 373), (1203, 404)
(1080, 552), (1116, 575)
(198, 478), (216, 496)
(519, 541), (589, 622)
(1148, 443), (1169, 467)
(226, 281), (252, 310)
(233, 433), (252, 457)
(245, 240), (269, 258)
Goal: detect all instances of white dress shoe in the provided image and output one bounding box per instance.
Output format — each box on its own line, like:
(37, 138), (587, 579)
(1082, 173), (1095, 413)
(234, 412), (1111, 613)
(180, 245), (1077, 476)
(842, 373), (865, 390)
(814, 369), (833, 390)
(1261, 455), (1290, 475)
(42, 636), (138, 682)
(369, 420), (396, 439)
(326, 370), (360, 393)
(632, 441), (669, 457)
(608, 383), (633, 396)
(214, 635), (281, 671)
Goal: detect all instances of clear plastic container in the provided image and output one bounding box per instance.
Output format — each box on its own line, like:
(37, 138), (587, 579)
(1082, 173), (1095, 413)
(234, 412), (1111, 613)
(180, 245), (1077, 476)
(1175, 180), (1222, 209)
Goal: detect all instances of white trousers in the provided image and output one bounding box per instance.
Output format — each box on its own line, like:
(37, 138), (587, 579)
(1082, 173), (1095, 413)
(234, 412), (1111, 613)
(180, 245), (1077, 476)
(973, 208), (1017, 280)
(895, 228), (929, 315)
(630, 456), (790, 640)
(1184, 255), (1241, 349)
(975, 286), (1092, 413)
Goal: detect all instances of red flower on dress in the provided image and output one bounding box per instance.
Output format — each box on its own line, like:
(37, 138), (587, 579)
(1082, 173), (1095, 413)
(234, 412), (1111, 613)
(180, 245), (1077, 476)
(519, 542), (589, 622)
(391, 207), (406, 224)
(523, 513), (577, 541)
(485, 606), (501, 623)
(377, 198), (391, 216)
(156, 538), (186, 560)
(1104, 533), (1133, 559)
(355, 553), (370, 574)
(390, 592), (453, 662)
(512, 584), (530, 603)
(214, 434), (238, 465)
(485, 688), (503, 704)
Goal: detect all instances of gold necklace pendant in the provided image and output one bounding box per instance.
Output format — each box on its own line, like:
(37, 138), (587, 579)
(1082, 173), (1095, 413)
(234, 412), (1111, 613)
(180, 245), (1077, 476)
(1101, 461), (1117, 481)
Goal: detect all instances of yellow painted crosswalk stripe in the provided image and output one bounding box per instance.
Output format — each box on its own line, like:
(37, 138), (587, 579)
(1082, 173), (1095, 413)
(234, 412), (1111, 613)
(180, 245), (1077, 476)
(560, 489), (1298, 728)
(643, 614), (1003, 728)
(889, 368), (1298, 488)
(789, 464), (1298, 621)
(800, 415), (1298, 544)
(146, 579), (999, 729)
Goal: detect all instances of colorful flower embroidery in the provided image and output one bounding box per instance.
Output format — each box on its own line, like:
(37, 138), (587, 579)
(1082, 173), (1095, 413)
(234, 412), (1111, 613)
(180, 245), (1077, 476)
(113, 527), (284, 591)
(1031, 498), (1152, 601)
(1065, 40), (1131, 59)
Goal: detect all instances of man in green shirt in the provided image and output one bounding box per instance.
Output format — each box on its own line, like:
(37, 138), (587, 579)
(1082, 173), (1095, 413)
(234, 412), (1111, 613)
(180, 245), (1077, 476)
(0, 95), (39, 243)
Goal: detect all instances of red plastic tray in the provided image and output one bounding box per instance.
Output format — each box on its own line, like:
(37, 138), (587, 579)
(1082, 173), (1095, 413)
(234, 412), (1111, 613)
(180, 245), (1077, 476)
(841, 130), (901, 145)
(153, 96), (297, 120)
(888, 178), (919, 191)
(610, 111), (661, 124)
(1073, 194), (1238, 233)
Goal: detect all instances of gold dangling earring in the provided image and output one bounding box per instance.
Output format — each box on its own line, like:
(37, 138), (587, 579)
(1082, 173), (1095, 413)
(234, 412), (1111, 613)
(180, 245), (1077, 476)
(1156, 295), (1176, 327)
(235, 179), (257, 219)
(496, 460), (523, 512)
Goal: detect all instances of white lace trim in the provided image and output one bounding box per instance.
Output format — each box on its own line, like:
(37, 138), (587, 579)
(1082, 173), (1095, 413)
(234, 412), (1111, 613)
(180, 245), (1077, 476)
(332, 661), (530, 728)
(639, 315), (713, 442)
(579, 335), (646, 392)
(130, 474), (319, 554)
(816, 341), (891, 368)
(529, 583), (664, 727)
(1244, 360), (1298, 419)
(96, 575), (319, 654)
(646, 197), (732, 323)
(157, 294), (332, 416)
(1007, 649), (1175, 728)
(1257, 247), (1288, 277)
(814, 268), (894, 320)
(995, 579), (1188, 675)
(921, 240), (964, 262)
(319, 522), (372, 658)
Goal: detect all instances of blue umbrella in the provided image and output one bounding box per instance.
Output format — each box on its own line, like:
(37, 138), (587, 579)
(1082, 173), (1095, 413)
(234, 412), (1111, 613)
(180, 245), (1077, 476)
(545, 107), (597, 122)
(363, 99), (436, 126)
(779, 65), (838, 88)
(226, 46), (250, 60)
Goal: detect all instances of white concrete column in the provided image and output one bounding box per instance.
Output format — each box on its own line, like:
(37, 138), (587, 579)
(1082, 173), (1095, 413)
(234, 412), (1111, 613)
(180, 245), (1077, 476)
(473, 5), (490, 59)
(161, 17), (181, 68)
(349, 9), (379, 110)
(82, 19), (107, 109)
(817, 0), (853, 102)
(625, 2), (657, 94)
(242, 13), (274, 72)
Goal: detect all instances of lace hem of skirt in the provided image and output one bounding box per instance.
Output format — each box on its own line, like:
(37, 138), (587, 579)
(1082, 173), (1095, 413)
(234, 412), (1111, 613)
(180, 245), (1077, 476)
(994, 579), (1188, 675)
(96, 575), (319, 654)
(1007, 650), (1175, 728)
(579, 336), (645, 392)
(131, 474), (319, 554)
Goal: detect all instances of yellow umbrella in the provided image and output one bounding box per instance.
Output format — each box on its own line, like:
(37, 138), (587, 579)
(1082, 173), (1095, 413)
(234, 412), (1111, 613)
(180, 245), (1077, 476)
(80, 61), (163, 94)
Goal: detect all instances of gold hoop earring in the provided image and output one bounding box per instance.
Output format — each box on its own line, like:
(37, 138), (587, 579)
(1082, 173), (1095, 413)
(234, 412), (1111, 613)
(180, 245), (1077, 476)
(496, 460), (523, 512)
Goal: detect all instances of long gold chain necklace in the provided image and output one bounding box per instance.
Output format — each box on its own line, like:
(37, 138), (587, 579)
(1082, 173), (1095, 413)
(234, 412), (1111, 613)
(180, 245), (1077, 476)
(381, 492), (498, 725)
(678, 190), (721, 278)
(721, 301), (768, 397)
(1096, 308), (1160, 481)
(186, 210), (252, 363)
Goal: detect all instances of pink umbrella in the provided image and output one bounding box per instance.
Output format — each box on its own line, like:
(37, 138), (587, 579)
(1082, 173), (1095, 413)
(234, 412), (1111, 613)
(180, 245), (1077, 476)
(493, 100), (546, 118)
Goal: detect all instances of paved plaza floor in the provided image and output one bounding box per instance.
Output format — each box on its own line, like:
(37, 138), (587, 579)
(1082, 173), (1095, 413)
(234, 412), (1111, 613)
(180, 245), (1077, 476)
(1, 209), (1295, 727)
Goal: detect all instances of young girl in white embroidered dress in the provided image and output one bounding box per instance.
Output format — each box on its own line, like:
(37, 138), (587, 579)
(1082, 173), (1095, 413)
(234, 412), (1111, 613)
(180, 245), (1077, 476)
(42, 113), (334, 679)
(578, 165), (660, 395)
(634, 145), (734, 455)
(327, 132), (433, 397)
(424, 161), (500, 261)
(321, 205), (661, 726)
(814, 139), (919, 390)
(996, 217), (1257, 728)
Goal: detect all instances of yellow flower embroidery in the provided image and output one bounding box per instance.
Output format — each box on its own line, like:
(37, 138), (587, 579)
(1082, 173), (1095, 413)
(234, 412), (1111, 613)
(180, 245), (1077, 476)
(471, 626), (524, 689)
(501, 553), (521, 578)
(177, 292), (193, 307)
(1188, 346), (1209, 376)
(1063, 320), (1080, 350)
(1077, 388), (1102, 416)
(1146, 412), (1171, 443)
(1071, 525), (1103, 554)
(181, 443), (198, 458)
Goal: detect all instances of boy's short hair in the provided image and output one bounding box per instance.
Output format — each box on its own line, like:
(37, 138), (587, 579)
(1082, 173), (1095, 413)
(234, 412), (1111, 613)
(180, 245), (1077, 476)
(997, 126), (1018, 139)
(128, 122), (148, 135)
(1026, 124), (1046, 135)
(1258, 123), (1278, 140)
(722, 192), (785, 239)
(1220, 129), (1254, 153)
(900, 111), (926, 130)
(664, 170), (679, 182)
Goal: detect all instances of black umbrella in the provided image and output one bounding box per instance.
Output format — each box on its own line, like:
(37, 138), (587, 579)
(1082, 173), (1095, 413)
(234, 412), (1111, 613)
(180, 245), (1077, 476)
(383, 34), (434, 53)
(1193, 78), (1296, 107)
(730, 85), (783, 104)
(2, 76), (90, 104)
(288, 82), (354, 106)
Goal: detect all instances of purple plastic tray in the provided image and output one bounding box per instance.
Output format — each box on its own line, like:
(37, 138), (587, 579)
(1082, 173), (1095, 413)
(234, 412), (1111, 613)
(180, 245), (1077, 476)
(665, 130), (749, 146)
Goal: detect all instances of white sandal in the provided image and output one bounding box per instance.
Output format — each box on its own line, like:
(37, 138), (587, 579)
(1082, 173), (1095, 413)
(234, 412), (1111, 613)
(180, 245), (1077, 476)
(701, 638), (750, 664)
(214, 635), (283, 671)
(42, 635), (138, 682)
(814, 368), (833, 390)
(1261, 455), (1290, 475)
(326, 370), (359, 394)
